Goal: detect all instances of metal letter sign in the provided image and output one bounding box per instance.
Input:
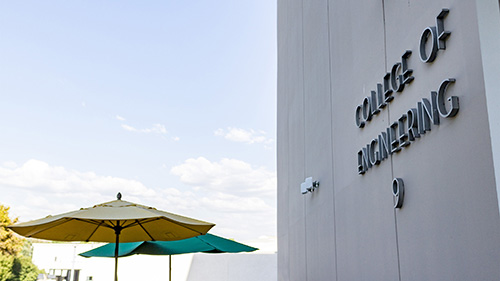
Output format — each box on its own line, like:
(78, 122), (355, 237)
(437, 78), (459, 117)
(392, 178), (405, 208)
(354, 51), (414, 128)
(352, 8), (458, 209)
(419, 9), (451, 63)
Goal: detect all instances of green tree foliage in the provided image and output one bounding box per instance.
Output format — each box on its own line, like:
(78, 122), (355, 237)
(0, 255), (13, 281)
(0, 205), (39, 281)
(11, 256), (39, 281)
(0, 206), (23, 256)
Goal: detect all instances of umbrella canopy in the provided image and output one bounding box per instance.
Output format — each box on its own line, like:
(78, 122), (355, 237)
(79, 233), (258, 257)
(8, 193), (215, 281)
(9, 195), (214, 243)
(79, 234), (257, 281)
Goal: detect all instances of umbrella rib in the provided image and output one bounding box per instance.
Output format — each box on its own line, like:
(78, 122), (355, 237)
(126, 217), (207, 237)
(72, 218), (114, 228)
(194, 236), (218, 251)
(84, 221), (104, 242)
(158, 217), (205, 236)
(108, 220), (118, 228)
(120, 220), (137, 228)
(23, 218), (72, 237)
(121, 217), (207, 240)
(136, 219), (155, 241)
(120, 218), (158, 229)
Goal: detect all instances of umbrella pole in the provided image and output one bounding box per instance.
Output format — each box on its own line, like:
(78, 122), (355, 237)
(169, 255), (172, 281)
(114, 226), (122, 281)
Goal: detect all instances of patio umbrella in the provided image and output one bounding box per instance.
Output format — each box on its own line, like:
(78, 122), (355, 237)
(79, 233), (258, 281)
(8, 193), (215, 281)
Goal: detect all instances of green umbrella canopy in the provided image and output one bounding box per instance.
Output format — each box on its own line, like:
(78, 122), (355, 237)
(79, 234), (258, 257)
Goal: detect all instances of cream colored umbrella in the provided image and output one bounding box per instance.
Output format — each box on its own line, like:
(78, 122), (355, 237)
(9, 193), (215, 281)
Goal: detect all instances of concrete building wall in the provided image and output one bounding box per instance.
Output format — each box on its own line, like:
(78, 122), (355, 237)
(277, 0), (500, 280)
(186, 254), (277, 281)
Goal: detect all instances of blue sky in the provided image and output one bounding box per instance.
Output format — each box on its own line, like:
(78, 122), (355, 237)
(0, 1), (276, 250)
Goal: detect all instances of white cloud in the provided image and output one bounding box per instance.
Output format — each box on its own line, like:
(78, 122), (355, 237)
(2, 162), (18, 169)
(121, 124), (137, 132)
(121, 123), (167, 134)
(143, 186), (276, 242)
(0, 159), (157, 220)
(214, 127), (273, 144)
(143, 124), (167, 134)
(200, 192), (273, 213)
(0, 158), (277, 242)
(115, 115), (170, 137)
(169, 157), (277, 241)
(0, 159), (156, 196)
(170, 157), (276, 195)
(115, 115), (126, 121)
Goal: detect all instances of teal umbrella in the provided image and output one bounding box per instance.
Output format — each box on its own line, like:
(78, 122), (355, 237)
(79, 234), (258, 280)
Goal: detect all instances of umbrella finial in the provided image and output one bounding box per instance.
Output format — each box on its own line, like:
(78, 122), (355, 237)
(117, 192), (122, 200)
